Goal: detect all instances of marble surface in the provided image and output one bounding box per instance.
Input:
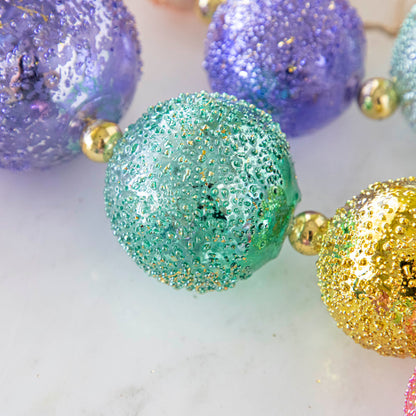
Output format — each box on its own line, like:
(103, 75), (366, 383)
(1, 0), (416, 415)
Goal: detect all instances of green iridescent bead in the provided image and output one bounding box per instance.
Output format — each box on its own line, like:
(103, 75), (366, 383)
(104, 92), (300, 292)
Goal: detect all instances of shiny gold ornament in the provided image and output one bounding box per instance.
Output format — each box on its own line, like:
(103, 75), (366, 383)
(357, 77), (399, 120)
(196, 0), (225, 23)
(289, 211), (328, 256)
(317, 177), (416, 357)
(81, 120), (123, 163)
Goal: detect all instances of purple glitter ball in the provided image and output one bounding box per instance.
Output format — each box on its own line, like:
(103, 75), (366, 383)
(0, 0), (142, 170)
(204, 0), (366, 137)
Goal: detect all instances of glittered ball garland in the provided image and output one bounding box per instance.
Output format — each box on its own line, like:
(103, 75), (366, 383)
(2, 0), (416, 363)
(1, 2), (415, 414)
(105, 92), (300, 292)
(91, 85), (416, 357)
(100, 90), (416, 358)
(0, 0), (142, 171)
(204, 0), (366, 137)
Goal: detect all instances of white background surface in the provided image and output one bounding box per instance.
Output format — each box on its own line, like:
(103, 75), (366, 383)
(1, 0), (416, 415)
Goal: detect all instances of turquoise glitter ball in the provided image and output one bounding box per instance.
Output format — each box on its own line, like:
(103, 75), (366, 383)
(104, 92), (300, 292)
(391, 5), (416, 130)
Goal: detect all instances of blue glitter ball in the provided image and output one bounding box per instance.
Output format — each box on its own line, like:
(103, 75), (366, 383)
(391, 5), (416, 131)
(0, 0), (142, 170)
(204, 0), (366, 137)
(105, 92), (300, 292)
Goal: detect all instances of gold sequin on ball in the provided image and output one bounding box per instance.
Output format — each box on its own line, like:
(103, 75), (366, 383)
(317, 178), (416, 357)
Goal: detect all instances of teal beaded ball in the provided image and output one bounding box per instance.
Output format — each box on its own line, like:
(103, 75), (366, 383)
(104, 92), (300, 292)
(391, 5), (416, 130)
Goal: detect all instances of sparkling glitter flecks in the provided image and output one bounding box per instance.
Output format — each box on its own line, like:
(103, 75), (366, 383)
(391, 5), (416, 132)
(0, 0), (142, 170)
(317, 178), (416, 358)
(405, 368), (416, 415)
(204, 0), (365, 137)
(105, 92), (300, 293)
(14, 5), (48, 22)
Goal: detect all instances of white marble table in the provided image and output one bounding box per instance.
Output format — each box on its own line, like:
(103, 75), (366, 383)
(0, 1), (415, 414)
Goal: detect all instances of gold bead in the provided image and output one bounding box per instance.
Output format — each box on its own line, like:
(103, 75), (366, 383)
(81, 120), (122, 163)
(357, 77), (399, 120)
(289, 211), (328, 256)
(196, 0), (225, 23)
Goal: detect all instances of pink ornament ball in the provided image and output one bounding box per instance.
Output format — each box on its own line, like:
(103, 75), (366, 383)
(405, 369), (416, 415)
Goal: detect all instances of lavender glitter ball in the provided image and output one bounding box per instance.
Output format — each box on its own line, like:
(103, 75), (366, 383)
(0, 0), (142, 170)
(204, 0), (366, 137)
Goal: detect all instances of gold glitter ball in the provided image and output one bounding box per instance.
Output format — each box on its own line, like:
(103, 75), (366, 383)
(81, 120), (122, 163)
(317, 177), (416, 357)
(357, 77), (399, 120)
